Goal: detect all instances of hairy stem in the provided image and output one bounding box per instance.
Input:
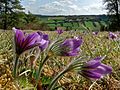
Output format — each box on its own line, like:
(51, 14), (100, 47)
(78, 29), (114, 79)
(48, 67), (68, 90)
(13, 54), (19, 78)
(35, 55), (49, 87)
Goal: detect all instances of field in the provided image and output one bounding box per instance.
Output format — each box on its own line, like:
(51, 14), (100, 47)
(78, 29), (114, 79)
(38, 15), (108, 31)
(0, 30), (120, 90)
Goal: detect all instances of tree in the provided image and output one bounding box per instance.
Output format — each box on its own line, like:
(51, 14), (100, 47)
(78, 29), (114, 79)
(104, 0), (120, 31)
(0, 0), (24, 30)
(0, 1), (50, 30)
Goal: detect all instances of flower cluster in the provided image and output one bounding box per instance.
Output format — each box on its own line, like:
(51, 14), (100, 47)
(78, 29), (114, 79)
(13, 28), (112, 90)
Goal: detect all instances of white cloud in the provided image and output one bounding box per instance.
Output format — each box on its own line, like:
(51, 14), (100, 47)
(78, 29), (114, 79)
(37, 0), (81, 15)
(22, 0), (107, 15)
(28, 0), (36, 2)
(81, 3), (107, 15)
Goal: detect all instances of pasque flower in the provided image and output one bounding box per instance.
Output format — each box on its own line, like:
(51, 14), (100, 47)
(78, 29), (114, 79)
(79, 57), (112, 79)
(13, 28), (41, 78)
(14, 28), (41, 55)
(92, 31), (98, 35)
(109, 32), (117, 39)
(56, 37), (82, 56)
(37, 32), (49, 51)
(56, 29), (64, 34)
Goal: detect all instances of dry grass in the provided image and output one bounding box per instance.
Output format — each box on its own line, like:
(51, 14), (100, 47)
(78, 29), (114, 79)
(0, 30), (120, 90)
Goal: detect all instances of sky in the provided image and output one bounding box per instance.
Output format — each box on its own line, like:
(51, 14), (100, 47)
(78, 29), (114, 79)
(21, 0), (107, 15)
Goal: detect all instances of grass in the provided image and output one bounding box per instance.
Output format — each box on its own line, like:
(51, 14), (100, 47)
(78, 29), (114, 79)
(63, 23), (72, 27)
(0, 30), (120, 89)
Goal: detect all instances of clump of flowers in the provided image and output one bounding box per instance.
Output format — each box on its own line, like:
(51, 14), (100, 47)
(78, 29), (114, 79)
(12, 27), (113, 90)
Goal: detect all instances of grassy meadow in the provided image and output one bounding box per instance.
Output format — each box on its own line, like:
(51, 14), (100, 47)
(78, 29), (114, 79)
(0, 30), (120, 90)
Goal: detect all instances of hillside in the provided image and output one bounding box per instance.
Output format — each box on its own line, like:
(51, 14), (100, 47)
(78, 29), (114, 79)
(35, 15), (109, 31)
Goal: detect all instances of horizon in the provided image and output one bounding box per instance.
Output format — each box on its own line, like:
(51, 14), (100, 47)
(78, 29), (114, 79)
(33, 14), (107, 16)
(21, 0), (107, 15)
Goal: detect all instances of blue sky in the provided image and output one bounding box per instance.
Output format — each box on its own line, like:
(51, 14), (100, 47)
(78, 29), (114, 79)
(21, 0), (107, 15)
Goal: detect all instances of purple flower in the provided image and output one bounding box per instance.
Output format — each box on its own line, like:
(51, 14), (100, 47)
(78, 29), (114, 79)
(79, 57), (112, 79)
(109, 32), (117, 39)
(37, 32), (49, 51)
(59, 37), (83, 56)
(56, 29), (64, 34)
(13, 28), (41, 55)
(92, 31), (98, 35)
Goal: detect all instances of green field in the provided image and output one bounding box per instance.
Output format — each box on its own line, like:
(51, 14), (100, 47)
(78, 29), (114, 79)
(39, 16), (108, 31)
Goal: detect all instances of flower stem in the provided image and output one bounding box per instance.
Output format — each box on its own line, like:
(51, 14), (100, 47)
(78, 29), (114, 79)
(35, 55), (49, 87)
(48, 57), (84, 90)
(48, 67), (68, 90)
(13, 54), (19, 78)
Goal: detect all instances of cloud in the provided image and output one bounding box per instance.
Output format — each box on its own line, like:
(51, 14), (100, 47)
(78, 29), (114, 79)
(22, 0), (107, 15)
(81, 3), (107, 15)
(28, 0), (36, 2)
(37, 0), (82, 15)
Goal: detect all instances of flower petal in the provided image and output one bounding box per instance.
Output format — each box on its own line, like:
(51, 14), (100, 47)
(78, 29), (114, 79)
(83, 60), (101, 69)
(39, 41), (49, 51)
(80, 70), (102, 79)
(24, 42), (40, 51)
(72, 38), (82, 50)
(66, 48), (80, 56)
(14, 29), (25, 47)
(37, 32), (50, 51)
(93, 64), (112, 74)
(43, 34), (49, 40)
(23, 33), (41, 50)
